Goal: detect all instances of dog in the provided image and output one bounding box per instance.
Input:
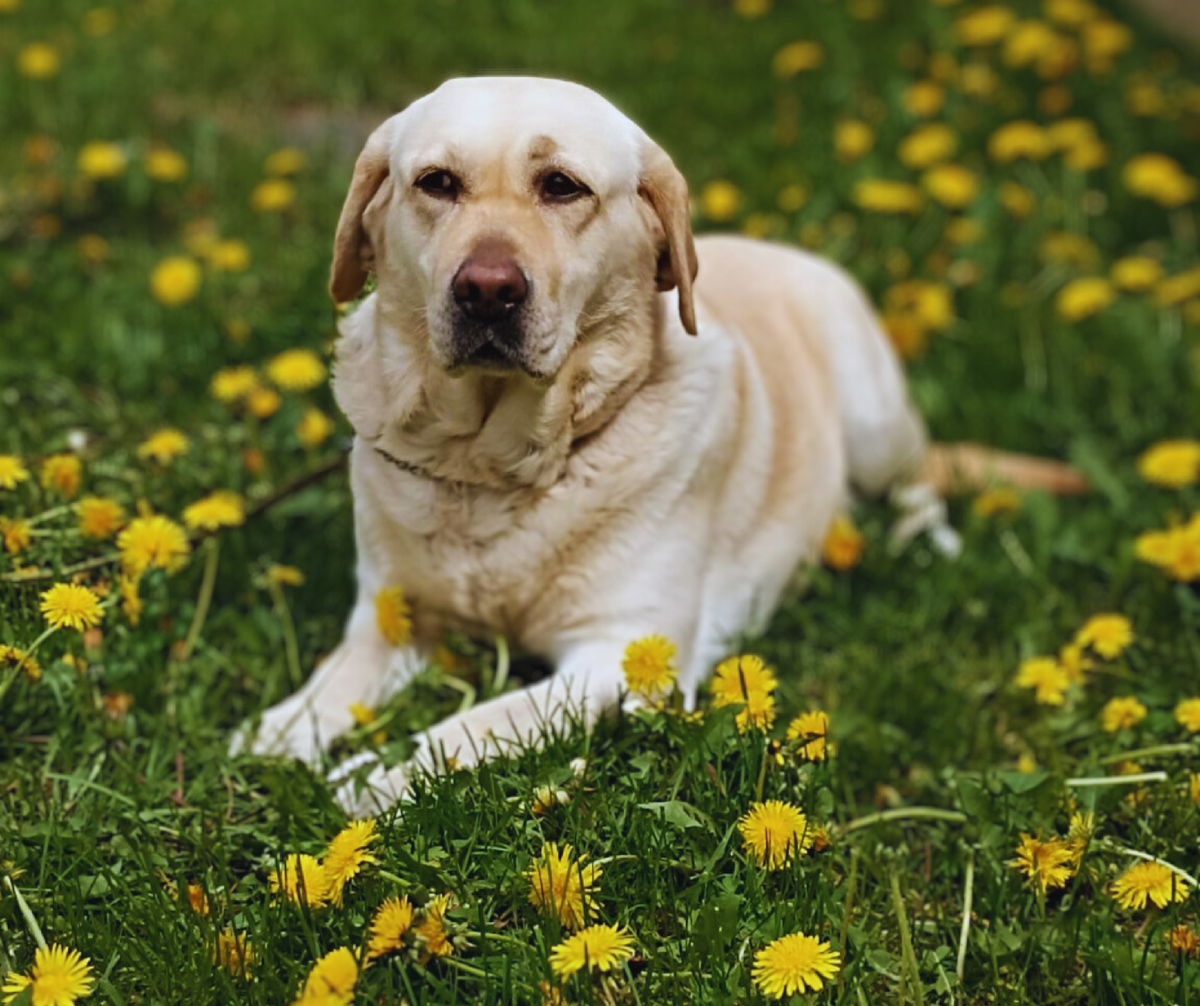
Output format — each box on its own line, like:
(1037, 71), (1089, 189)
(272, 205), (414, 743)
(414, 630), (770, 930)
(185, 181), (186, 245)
(235, 76), (1084, 815)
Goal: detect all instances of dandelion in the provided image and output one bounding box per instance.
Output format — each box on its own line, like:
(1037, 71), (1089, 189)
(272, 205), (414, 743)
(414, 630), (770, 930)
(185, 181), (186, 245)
(118, 575), (142, 625)
(1111, 256), (1164, 293)
(209, 366), (259, 403)
(739, 800), (812, 870)
(852, 179), (923, 214)
(1057, 643), (1093, 685)
(265, 147), (307, 176)
(1137, 440), (1200, 489)
(988, 121), (1051, 163)
(40, 583), (103, 632)
(247, 387), (282, 419)
(752, 931), (841, 998)
(897, 123), (957, 169)
(137, 428), (189, 464)
(41, 455), (82, 497)
(1101, 696), (1147, 733)
(999, 181), (1036, 217)
(973, 487), (1021, 517)
(270, 854), (328, 907)
(1015, 657), (1070, 705)
(700, 180), (741, 223)
(1165, 926), (1200, 958)
(1111, 860), (1189, 910)
(412, 893), (455, 958)
(251, 178), (296, 213)
(1055, 277), (1115, 321)
(1136, 523), (1200, 583)
(366, 896), (414, 960)
(0, 645), (41, 682)
(821, 514), (864, 570)
(118, 514), (190, 576)
(922, 164), (980, 209)
(0, 456), (30, 490)
(903, 80), (945, 117)
(1, 943), (94, 1006)
(1122, 153), (1197, 208)
(296, 408), (335, 447)
(772, 40), (823, 78)
(621, 635), (678, 698)
(301, 947), (357, 999)
(1156, 268), (1200, 308)
(185, 884), (209, 915)
(267, 564), (305, 586)
(150, 256), (202, 306)
(548, 924), (634, 978)
(182, 491), (245, 532)
(1009, 833), (1076, 895)
(16, 42), (60, 80)
(375, 585), (412, 646)
(77, 142), (127, 180)
(786, 710), (831, 760)
(711, 654), (777, 732)
(267, 348), (326, 391)
(528, 843), (602, 930)
(954, 4), (1015, 46)
(143, 148), (188, 183)
(213, 928), (254, 975)
(2, 518), (31, 554)
(1174, 698), (1200, 733)
(834, 120), (874, 162)
(1066, 811), (1094, 866)
(208, 239), (251, 273)
(323, 819), (379, 904)
(1076, 614), (1134, 659)
(77, 497), (126, 539)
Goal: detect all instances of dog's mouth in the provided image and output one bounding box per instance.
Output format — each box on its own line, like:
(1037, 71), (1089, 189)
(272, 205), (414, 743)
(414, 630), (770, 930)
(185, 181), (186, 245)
(448, 317), (530, 375)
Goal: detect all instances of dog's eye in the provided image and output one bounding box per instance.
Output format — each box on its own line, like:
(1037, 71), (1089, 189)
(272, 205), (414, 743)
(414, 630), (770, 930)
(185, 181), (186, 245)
(540, 171), (590, 203)
(415, 170), (460, 200)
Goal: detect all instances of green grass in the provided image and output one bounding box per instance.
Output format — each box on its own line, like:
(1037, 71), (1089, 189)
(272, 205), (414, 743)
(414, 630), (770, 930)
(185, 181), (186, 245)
(2, 0), (1200, 1002)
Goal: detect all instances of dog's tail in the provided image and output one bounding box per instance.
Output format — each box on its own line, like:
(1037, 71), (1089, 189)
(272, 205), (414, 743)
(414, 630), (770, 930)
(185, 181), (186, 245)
(922, 442), (1090, 496)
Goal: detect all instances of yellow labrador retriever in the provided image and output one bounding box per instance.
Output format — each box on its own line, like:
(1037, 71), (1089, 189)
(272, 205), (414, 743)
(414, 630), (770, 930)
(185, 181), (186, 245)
(237, 77), (1082, 814)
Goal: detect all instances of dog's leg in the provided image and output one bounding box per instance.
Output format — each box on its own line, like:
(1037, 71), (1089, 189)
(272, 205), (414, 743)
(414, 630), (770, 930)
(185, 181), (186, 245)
(231, 599), (427, 768)
(332, 638), (630, 816)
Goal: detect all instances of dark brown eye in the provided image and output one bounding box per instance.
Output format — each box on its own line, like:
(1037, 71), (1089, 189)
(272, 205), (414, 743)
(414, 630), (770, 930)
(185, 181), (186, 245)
(415, 170), (460, 200)
(541, 171), (590, 203)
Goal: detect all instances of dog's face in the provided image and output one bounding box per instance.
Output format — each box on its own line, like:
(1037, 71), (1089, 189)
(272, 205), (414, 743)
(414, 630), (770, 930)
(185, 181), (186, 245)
(330, 77), (697, 380)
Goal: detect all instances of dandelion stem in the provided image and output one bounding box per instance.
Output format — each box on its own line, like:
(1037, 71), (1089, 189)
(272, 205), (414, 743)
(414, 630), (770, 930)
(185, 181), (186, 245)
(492, 633), (510, 696)
(0, 625), (60, 706)
(179, 538), (220, 664)
(3, 876), (47, 951)
(956, 849), (975, 988)
(1066, 771), (1167, 788)
(841, 807), (968, 833)
(267, 579), (303, 691)
(890, 871), (925, 1006)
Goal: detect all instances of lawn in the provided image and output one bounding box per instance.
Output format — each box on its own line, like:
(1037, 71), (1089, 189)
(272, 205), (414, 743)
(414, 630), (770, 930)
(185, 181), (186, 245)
(2, 0), (1200, 1003)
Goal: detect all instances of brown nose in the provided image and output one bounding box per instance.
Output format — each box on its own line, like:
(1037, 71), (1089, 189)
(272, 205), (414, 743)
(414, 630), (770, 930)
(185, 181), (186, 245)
(451, 241), (529, 322)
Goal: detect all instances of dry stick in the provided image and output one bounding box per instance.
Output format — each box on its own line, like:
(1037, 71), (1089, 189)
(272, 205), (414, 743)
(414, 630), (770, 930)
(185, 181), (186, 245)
(1067, 771), (1168, 788)
(841, 807), (968, 834)
(0, 451), (349, 584)
(955, 850), (975, 992)
(1112, 846), (1200, 890)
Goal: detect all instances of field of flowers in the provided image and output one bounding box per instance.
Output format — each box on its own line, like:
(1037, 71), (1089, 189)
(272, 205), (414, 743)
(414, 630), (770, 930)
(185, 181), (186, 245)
(2, 0), (1200, 1003)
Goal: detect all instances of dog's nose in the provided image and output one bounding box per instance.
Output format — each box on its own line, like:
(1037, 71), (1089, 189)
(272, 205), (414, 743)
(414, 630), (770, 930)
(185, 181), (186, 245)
(452, 243), (528, 323)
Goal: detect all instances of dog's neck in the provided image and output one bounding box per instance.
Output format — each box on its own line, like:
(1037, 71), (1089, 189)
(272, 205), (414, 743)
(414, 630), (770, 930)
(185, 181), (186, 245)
(332, 290), (659, 491)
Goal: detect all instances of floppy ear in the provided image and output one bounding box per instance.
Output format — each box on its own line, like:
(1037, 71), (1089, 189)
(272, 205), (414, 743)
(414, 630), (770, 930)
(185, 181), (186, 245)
(638, 139), (699, 335)
(329, 121), (395, 304)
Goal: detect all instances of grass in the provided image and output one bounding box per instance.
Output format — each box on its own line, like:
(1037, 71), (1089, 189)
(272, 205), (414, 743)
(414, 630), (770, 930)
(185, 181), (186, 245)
(2, 0), (1200, 1002)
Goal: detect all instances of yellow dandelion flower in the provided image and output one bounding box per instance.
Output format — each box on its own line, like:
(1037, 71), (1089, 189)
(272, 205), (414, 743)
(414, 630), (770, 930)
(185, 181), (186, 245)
(247, 387), (282, 419)
(1156, 269), (1200, 308)
(265, 147), (307, 176)
(1174, 698), (1200, 733)
(998, 181), (1036, 217)
(1057, 643), (1093, 685)
(1101, 695), (1147, 733)
(1, 943), (94, 1006)
(366, 896), (414, 960)
(1165, 925), (1200, 958)
(17, 42), (60, 80)
(185, 883), (209, 916)
(621, 635), (678, 698)
(772, 40), (823, 78)
(251, 178), (296, 213)
(210, 366), (259, 403)
(1004, 20), (1058, 68)
(1015, 656), (1069, 705)
(954, 4), (1015, 46)
(1076, 613), (1134, 659)
(207, 239), (250, 273)
(301, 947), (357, 1000)
(375, 585), (412, 646)
(40, 454), (82, 497)
(77, 496), (126, 539)
(988, 120), (1051, 163)
(922, 163), (980, 209)
(0, 456), (31, 490)
(412, 894), (455, 959)
(897, 123), (958, 170)
(1111, 860), (1189, 910)
(822, 513), (864, 570)
(296, 408), (335, 447)
(143, 148), (188, 183)
(700, 180), (741, 223)
(1135, 523), (1200, 582)
(0, 645), (41, 682)
(118, 514), (190, 576)
(137, 428), (189, 465)
(786, 710), (831, 760)
(270, 854), (328, 907)
(752, 931), (841, 998)
(1, 518), (31, 554)
(738, 800), (812, 870)
(77, 141), (127, 180)
(1067, 811), (1094, 866)
(1138, 440), (1200, 489)
(903, 80), (945, 117)
(150, 256), (202, 307)
(1010, 833), (1076, 895)
(182, 491), (245, 532)
(1055, 277), (1115, 322)
(1123, 154), (1197, 208)
(213, 928), (254, 975)
(711, 654), (777, 732)
(40, 583), (103, 632)
(267, 348), (326, 392)
(323, 819), (379, 905)
(528, 843), (602, 930)
(548, 924), (634, 978)
(834, 120), (874, 162)
(1111, 256), (1164, 293)
(852, 179), (923, 214)
(267, 564), (305, 587)
(118, 575), (142, 625)
(973, 487), (1021, 517)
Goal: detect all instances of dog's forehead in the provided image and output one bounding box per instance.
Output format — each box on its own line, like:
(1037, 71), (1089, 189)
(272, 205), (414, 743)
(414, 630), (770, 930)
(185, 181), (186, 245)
(395, 77), (643, 183)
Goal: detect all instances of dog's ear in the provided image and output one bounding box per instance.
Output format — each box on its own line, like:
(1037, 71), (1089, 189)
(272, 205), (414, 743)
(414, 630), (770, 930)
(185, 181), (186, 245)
(330, 121), (395, 304)
(638, 140), (699, 335)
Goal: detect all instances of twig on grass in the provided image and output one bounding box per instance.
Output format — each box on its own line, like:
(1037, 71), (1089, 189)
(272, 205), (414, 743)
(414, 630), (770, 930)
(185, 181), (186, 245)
(1066, 771), (1168, 788)
(841, 807), (968, 833)
(955, 849), (975, 991)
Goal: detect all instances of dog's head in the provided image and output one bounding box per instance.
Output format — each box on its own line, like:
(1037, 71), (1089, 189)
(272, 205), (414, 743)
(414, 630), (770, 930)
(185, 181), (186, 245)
(329, 77), (697, 381)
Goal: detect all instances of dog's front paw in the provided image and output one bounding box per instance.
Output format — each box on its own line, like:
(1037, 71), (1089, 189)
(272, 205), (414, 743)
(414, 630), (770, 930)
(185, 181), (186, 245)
(329, 753), (414, 818)
(230, 695), (349, 769)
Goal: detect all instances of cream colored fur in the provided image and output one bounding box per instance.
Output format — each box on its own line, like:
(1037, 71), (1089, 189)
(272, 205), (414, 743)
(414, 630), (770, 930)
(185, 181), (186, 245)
(234, 77), (928, 816)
